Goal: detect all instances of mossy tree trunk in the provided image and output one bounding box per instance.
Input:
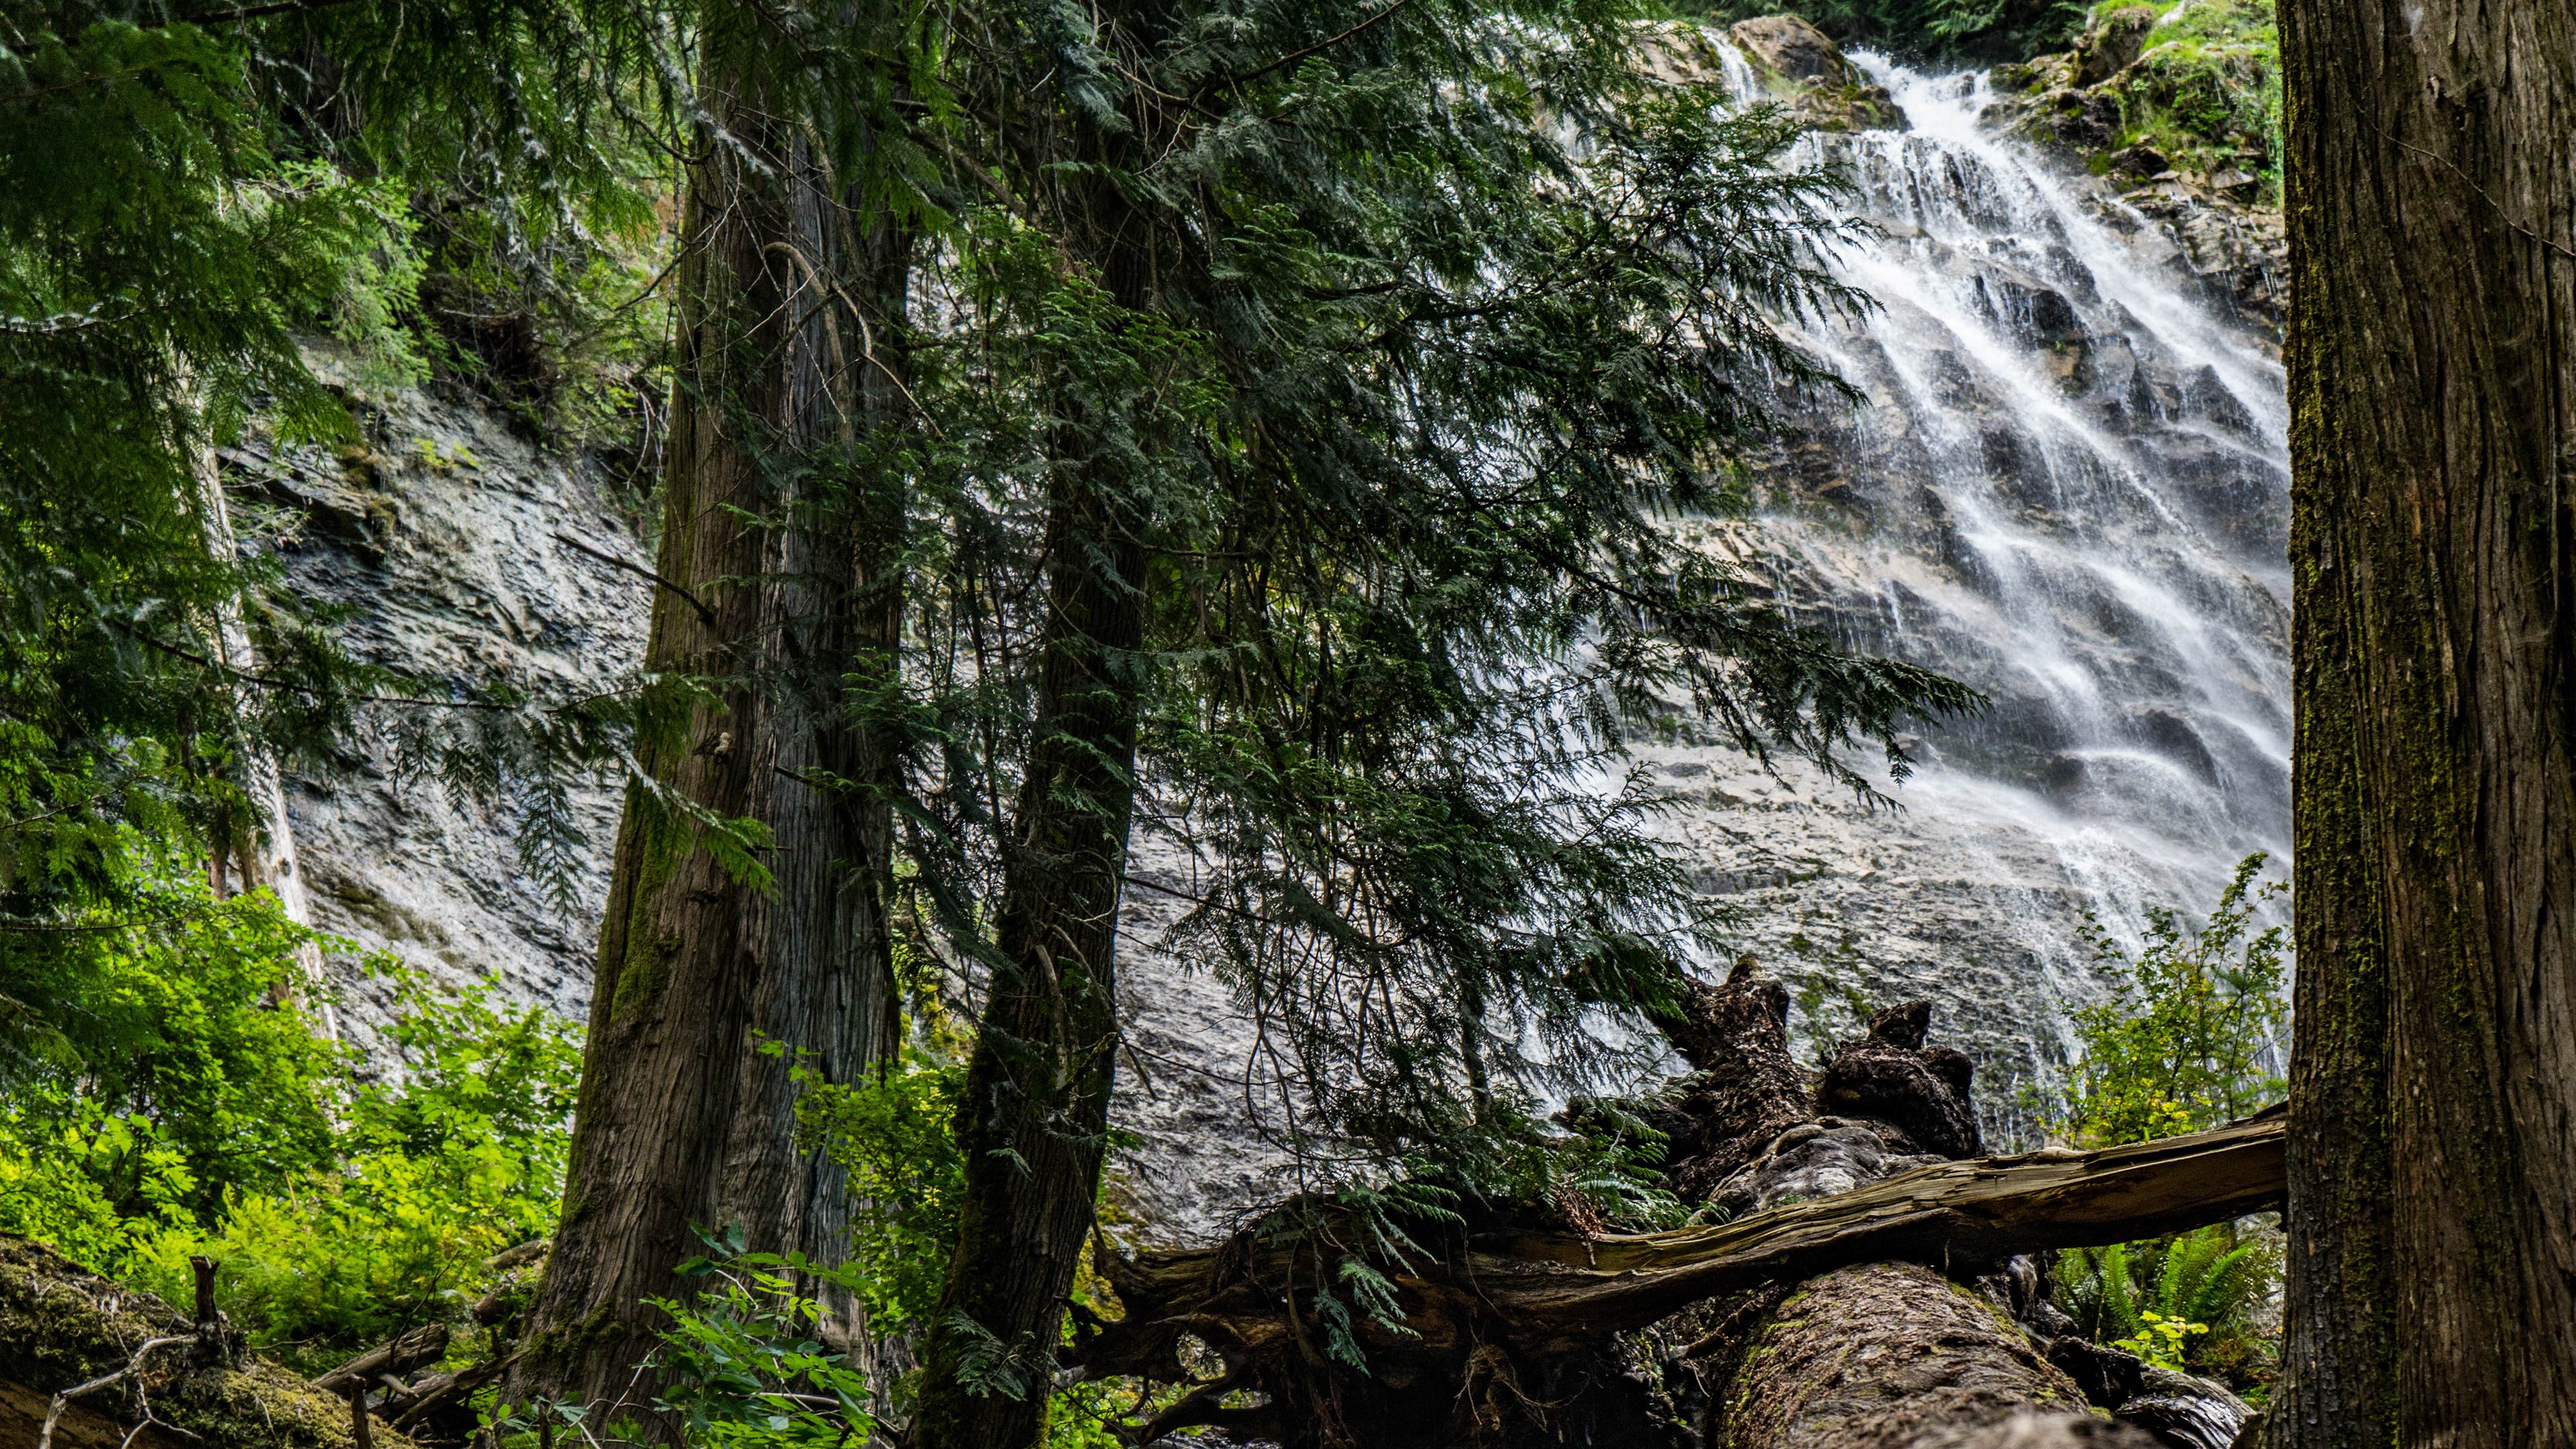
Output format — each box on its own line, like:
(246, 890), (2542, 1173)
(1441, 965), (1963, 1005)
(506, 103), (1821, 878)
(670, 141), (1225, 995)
(2274, 0), (2575, 1442)
(512, 8), (910, 1430)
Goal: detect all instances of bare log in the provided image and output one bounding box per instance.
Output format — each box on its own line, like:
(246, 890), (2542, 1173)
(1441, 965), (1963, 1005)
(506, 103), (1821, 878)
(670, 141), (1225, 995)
(311, 1324), (452, 1397)
(1090, 1114), (2283, 1378)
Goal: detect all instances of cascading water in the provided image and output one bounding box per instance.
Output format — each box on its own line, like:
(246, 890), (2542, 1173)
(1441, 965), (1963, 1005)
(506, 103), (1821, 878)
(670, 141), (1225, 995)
(1643, 53), (2294, 1129)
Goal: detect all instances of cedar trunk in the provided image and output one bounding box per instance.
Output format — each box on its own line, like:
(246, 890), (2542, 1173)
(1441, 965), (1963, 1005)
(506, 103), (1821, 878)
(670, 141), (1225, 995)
(2274, 0), (2575, 1442)
(513, 24), (908, 1430)
(908, 185), (1159, 1449)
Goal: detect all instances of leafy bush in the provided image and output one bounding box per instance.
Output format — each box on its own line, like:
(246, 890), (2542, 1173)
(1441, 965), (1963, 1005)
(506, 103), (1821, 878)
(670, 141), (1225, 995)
(2057, 1223), (2279, 1391)
(127, 972), (582, 1370)
(0, 877), (580, 1373)
(1688, 0), (2090, 64)
(2043, 853), (2289, 1399)
(0, 873), (347, 1251)
(2051, 851), (2288, 1146)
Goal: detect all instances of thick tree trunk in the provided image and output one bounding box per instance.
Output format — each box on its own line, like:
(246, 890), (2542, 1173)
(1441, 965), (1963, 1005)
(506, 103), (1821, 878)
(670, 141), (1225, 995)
(512, 19), (907, 1430)
(2273, 0), (2575, 1444)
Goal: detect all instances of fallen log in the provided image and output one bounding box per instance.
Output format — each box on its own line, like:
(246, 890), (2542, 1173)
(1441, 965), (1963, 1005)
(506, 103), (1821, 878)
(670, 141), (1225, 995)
(0, 1234), (416, 1449)
(1087, 1114), (2283, 1374)
(312, 1323), (452, 1397)
(1081, 979), (2282, 1448)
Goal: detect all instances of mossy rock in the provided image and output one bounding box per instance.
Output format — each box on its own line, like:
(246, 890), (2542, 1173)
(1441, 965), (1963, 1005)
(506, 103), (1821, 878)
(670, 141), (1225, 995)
(0, 1236), (417, 1449)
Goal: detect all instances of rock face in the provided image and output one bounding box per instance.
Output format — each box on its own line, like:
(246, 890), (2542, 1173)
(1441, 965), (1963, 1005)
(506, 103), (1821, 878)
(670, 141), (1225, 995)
(227, 354), (651, 1062)
(1978, 3), (2285, 327)
(1724, 15), (1908, 131)
(249, 23), (2292, 1244)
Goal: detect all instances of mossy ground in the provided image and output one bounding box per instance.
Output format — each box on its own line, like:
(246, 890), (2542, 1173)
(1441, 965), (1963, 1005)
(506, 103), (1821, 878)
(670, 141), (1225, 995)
(0, 1236), (411, 1449)
(2095, 0), (2279, 187)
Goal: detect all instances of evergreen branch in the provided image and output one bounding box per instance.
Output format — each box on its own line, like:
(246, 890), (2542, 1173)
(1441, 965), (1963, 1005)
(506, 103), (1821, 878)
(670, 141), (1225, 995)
(1220, 0), (1426, 93)
(551, 531), (717, 624)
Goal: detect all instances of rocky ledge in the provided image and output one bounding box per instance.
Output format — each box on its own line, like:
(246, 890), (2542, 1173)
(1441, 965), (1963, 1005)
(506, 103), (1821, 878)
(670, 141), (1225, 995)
(1980, 0), (2285, 326)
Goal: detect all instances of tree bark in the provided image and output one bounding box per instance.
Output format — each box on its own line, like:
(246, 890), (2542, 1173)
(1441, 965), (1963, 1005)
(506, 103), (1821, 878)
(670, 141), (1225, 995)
(908, 160), (1163, 1447)
(512, 12), (908, 1428)
(910, 328), (1152, 1449)
(2274, 0), (2575, 1443)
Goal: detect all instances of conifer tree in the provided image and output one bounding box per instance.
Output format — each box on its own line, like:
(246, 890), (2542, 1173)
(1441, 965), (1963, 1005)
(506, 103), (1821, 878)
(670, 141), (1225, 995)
(886, 4), (1979, 1442)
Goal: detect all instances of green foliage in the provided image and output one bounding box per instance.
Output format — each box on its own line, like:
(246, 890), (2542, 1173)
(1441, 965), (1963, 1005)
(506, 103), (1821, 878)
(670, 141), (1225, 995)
(792, 1045), (968, 1336)
(0, 891), (579, 1373)
(888, 0), (1984, 1202)
(2041, 856), (2288, 1399)
(1693, 0), (2089, 63)
(2113, 1309), (2206, 1371)
(0, 871), (343, 1232)
(2096, 0), (2280, 191)
(645, 1234), (884, 1448)
(132, 973), (581, 1368)
(2057, 1222), (2279, 1393)
(2050, 853), (2288, 1146)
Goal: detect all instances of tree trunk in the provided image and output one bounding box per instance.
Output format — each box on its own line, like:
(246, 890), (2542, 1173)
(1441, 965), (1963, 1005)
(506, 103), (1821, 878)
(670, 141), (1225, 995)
(908, 380), (1150, 1449)
(908, 177), (1161, 1449)
(2273, 0), (2575, 1443)
(512, 15), (907, 1428)
(1709, 1262), (2105, 1449)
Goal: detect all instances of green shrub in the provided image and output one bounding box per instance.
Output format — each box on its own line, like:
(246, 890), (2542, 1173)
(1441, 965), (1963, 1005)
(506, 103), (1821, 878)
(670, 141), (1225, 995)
(2051, 852), (2287, 1146)
(0, 878), (580, 1373)
(127, 972), (582, 1371)
(2044, 853), (2289, 1400)
(2057, 1222), (2279, 1392)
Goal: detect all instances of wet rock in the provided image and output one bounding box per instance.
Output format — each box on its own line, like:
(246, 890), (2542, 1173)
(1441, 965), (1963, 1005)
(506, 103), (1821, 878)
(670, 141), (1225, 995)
(1727, 13), (1842, 81)
(1723, 15), (1907, 132)
(2126, 705), (2220, 784)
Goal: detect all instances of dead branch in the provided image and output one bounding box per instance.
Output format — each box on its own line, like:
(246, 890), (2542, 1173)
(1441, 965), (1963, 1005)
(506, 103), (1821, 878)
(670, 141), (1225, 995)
(38, 1338), (194, 1449)
(311, 1323), (452, 1397)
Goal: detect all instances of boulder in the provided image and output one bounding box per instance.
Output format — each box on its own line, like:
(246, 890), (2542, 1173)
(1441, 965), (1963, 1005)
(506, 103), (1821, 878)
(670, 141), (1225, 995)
(1721, 15), (1907, 132)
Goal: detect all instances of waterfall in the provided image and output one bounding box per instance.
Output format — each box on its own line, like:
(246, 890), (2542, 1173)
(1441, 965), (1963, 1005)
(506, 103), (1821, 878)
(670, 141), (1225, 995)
(1648, 55), (2292, 1130)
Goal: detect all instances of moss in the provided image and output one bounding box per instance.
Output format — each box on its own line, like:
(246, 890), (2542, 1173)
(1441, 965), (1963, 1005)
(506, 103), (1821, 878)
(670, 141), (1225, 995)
(2094, 0), (2282, 194)
(0, 1236), (414, 1449)
(513, 1301), (619, 1373)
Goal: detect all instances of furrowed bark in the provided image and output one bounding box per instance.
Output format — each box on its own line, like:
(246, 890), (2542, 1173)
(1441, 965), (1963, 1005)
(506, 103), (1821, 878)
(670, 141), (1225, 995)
(511, 9), (909, 1429)
(2275, 0), (2576, 1442)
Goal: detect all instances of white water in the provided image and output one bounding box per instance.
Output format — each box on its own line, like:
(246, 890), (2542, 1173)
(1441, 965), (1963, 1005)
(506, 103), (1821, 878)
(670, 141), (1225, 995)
(1646, 55), (2292, 1117)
